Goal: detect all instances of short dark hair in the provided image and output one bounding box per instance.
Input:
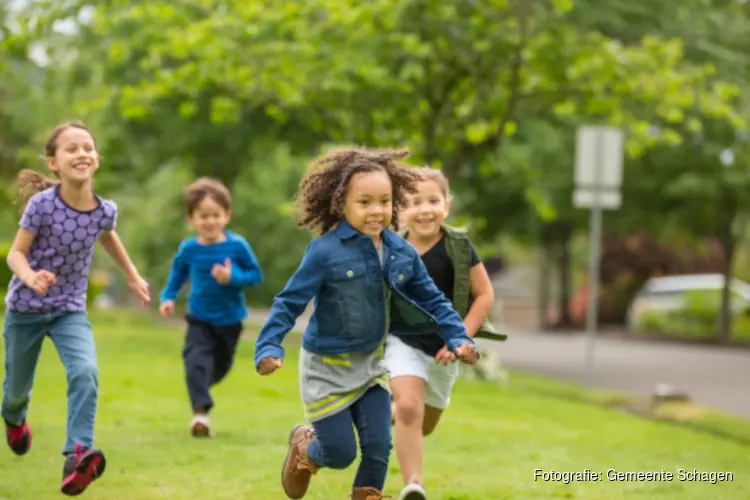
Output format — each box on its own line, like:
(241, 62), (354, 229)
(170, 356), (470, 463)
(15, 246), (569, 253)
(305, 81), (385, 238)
(184, 177), (232, 215)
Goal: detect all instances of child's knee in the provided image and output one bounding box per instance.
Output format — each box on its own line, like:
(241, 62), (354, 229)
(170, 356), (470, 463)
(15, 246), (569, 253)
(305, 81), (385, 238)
(394, 397), (424, 426)
(67, 362), (98, 386)
(183, 348), (209, 371)
(318, 439), (357, 469)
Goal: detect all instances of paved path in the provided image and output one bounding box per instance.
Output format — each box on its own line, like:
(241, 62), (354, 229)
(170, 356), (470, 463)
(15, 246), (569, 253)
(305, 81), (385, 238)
(247, 309), (750, 419)
(480, 330), (750, 419)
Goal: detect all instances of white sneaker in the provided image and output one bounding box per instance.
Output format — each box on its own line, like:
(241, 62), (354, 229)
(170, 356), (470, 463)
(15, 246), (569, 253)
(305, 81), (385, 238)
(190, 415), (212, 437)
(398, 482), (427, 500)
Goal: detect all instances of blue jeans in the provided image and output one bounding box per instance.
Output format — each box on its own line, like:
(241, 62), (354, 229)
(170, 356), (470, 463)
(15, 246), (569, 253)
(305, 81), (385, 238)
(2, 311), (99, 455)
(307, 385), (392, 490)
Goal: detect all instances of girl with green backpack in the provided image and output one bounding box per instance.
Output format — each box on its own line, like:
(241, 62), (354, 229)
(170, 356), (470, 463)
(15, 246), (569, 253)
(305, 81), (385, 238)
(385, 167), (505, 500)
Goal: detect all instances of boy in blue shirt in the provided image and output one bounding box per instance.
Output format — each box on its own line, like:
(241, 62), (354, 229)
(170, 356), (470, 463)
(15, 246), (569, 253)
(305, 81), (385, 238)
(160, 177), (263, 437)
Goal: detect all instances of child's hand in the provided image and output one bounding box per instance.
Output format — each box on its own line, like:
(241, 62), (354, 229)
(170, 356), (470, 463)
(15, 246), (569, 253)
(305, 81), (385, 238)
(257, 357), (282, 375)
(24, 270), (56, 295)
(455, 343), (479, 365)
(128, 275), (150, 306)
(211, 258), (232, 285)
(434, 345), (457, 365)
(159, 300), (175, 317)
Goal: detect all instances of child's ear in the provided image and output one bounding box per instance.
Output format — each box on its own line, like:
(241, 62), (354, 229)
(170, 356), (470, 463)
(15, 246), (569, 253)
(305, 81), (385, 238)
(445, 197), (452, 214)
(46, 156), (59, 173)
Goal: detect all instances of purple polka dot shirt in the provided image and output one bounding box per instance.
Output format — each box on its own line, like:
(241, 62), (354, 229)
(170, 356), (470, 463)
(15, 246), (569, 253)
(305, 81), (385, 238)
(4, 185), (117, 313)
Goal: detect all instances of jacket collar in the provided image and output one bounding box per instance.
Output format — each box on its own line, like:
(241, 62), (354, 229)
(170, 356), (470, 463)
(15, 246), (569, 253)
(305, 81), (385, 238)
(381, 227), (406, 249)
(333, 219), (359, 240)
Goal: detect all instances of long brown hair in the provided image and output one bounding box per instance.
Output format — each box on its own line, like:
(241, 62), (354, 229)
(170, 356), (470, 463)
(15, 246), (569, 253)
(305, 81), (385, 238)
(15, 120), (95, 215)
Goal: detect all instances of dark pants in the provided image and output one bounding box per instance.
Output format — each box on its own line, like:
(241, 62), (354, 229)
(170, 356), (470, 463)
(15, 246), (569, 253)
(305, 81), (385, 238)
(182, 316), (243, 413)
(307, 385), (392, 490)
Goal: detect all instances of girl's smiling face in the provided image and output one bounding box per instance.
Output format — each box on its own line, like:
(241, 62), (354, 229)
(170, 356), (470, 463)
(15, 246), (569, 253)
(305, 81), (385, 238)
(343, 170), (393, 241)
(404, 179), (450, 239)
(47, 127), (99, 185)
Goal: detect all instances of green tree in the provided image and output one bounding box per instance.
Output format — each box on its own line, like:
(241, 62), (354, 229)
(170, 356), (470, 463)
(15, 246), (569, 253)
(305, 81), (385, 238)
(574, 0), (750, 339)
(9, 0), (748, 321)
(13, 1), (740, 183)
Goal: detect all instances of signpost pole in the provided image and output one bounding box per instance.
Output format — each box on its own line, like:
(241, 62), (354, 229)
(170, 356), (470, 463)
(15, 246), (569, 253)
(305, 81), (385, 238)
(573, 126), (624, 387)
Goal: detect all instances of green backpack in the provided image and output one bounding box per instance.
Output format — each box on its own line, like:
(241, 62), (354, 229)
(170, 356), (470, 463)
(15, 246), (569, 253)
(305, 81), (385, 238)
(396, 223), (507, 341)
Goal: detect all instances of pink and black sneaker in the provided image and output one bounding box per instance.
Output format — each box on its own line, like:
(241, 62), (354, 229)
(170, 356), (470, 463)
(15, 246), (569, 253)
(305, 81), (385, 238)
(60, 443), (106, 496)
(5, 419), (31, 456)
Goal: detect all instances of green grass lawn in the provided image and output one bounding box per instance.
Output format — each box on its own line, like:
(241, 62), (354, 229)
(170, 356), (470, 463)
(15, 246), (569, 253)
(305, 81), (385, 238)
(0, 309), (748, 499)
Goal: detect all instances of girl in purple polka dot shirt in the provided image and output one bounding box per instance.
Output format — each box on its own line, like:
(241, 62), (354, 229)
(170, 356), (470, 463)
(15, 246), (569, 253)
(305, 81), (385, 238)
(2, 121), (150, 496)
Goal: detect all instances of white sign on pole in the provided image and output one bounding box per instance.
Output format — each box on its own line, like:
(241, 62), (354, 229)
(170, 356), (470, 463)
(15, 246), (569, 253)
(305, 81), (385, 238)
(573, 125), (624, 388)
(573, 190), (621, 209)
(573, 126), (624, 209)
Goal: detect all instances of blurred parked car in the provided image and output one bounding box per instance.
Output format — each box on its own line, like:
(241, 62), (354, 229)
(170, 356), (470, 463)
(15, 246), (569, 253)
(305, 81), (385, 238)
(626, 273), (750, 331)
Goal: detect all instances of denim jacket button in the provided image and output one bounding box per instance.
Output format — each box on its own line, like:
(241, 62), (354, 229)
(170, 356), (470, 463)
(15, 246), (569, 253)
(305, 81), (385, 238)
(398, 274), (404, 281)
(347, 270), (354, 278)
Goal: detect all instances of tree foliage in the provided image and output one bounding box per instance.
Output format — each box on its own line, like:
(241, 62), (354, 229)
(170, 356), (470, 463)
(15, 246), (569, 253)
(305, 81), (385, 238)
(4, 0), (750, 331)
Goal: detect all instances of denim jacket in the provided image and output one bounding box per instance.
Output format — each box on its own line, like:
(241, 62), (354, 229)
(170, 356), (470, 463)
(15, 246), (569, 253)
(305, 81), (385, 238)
(254, 220), (475, 369)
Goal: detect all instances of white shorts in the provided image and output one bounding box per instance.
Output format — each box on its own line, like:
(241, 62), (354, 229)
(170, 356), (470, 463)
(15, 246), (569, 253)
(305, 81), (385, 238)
(384, 334), (460, 410)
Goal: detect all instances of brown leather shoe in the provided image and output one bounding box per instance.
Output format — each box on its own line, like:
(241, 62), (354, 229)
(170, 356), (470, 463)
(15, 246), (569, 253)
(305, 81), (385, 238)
(351, 486), (390, 500)
(281, 424), (319, 499)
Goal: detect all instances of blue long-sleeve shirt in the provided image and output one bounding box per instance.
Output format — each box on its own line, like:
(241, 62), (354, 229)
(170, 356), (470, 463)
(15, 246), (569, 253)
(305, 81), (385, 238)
(160, 231), (263, 326)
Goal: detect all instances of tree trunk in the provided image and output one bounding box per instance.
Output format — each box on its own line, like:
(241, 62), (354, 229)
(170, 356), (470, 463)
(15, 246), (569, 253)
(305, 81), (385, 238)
(538, 242), (552, 329)
(556, 222), (574, 327)
(717, 219), (736, 342)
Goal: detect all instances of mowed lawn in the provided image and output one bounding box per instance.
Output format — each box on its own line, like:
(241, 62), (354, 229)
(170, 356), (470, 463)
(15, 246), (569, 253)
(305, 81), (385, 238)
(0, 310), (748, 499)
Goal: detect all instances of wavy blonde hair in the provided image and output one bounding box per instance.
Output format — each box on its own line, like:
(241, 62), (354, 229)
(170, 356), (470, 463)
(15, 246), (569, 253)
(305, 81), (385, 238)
(411, 165), (451, 199)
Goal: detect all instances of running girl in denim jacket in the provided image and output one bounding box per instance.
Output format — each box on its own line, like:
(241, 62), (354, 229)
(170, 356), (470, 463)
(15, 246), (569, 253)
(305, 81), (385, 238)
(3, 121), (150, 496)
(254, 147), (479, 500)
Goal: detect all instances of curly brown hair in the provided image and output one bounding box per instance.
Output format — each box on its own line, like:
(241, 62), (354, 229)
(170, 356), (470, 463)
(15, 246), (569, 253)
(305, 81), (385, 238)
(15, 120), (95, 215)
(294, 146), (422, 235)
(184, 177), (232, 216)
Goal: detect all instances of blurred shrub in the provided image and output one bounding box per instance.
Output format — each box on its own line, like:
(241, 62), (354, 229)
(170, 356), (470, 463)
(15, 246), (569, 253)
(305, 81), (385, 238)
(230, 143), (313, 306)
(86, 269), (108, 308)
(595, 232), (725, 325)
(0, 241), (11, 302)
(638, 289), (750, 341)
